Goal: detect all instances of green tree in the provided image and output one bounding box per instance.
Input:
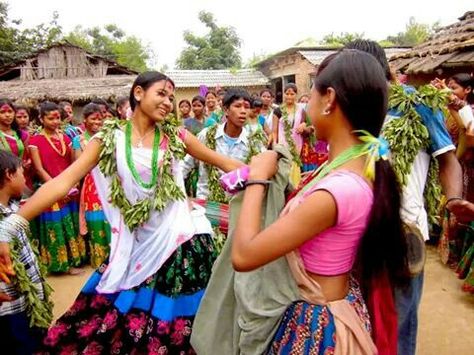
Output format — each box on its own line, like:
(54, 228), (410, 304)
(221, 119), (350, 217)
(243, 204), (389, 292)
(320, 32), (365, 47)
(385, 17), (440, 46)
(245, 52), (271, 68)
(176, 11), (242, 69)
(0, 2), (62, 66)
(65, 24), (151, 72)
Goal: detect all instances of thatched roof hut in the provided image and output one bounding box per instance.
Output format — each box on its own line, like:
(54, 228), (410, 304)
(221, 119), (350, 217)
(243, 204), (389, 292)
(0, 42), (137, 82)
(390, 11), (474, 84)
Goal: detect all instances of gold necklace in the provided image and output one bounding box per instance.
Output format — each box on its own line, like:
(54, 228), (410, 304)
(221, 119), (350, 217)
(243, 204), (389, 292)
(42, 130), (66, 157)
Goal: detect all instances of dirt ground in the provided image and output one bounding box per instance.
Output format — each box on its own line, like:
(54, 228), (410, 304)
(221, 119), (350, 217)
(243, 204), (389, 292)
(47, 246), (473, 355)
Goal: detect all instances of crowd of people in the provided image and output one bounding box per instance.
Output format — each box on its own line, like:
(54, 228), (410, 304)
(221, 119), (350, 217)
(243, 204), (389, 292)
(0, 40), (472, 355)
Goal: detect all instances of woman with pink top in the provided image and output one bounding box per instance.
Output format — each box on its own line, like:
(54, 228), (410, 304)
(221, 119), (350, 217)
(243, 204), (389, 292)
(232, 50), (409, 354)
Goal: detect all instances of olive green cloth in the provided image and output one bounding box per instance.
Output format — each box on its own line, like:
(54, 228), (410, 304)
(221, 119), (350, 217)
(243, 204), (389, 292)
(191, 145), (299, 355)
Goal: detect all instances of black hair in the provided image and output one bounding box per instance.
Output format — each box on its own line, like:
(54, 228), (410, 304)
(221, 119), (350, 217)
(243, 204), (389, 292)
(58, 101), (73, 121)
(116, 96), (129, 108)
(179, 99), (191, 107)
(14, 104), (29, 114)
(344, 40), (392, 81)
(129, 71), (175, 111)
(284, 83), (298, 94)
(91, 98), (109, 107)
(83, 103), (102, 119)
(205, 90), (217, 99)
(251, 98), (263, 109)
(0, 150), (22, 189)
(217, 88), (226, 96)
(192, 95), (205, 106)
(0, 98), (21, 138)
(314, 50), (409, 291)
(222, 88), (251, 108)
(39, 101), (60, 120)
(448, 73), (474, 104)
(260, 88), (274, 97)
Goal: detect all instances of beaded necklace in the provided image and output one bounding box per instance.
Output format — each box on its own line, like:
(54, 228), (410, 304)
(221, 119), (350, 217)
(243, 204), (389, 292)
(125, 120), (160, 189)
(42, 130), (66, 157)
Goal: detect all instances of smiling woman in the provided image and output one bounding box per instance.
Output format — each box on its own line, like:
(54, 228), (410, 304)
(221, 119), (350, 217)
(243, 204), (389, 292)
(0, 71), (246, 353)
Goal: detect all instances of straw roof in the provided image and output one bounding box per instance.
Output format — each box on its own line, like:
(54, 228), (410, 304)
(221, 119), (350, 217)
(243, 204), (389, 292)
(390, 11), (474, 74)
(0, 75), (135, 103)
(0, 69), (269, 103)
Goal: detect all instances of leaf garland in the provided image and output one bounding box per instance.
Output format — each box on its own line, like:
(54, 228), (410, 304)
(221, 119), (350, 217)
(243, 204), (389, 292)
(97, 117), (186, 232)
(205, 123), (266, 203)
(281, 105), (302, 166)
(0, 210), (53, 329)
(205, 124), (229, 204)
(245, 126), (268, 164)
(384, 84), (449, 223)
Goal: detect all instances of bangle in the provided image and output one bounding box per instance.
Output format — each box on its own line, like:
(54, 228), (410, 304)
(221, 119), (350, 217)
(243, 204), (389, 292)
(245, 179), (272, 188)
(446, 197), (463, 209)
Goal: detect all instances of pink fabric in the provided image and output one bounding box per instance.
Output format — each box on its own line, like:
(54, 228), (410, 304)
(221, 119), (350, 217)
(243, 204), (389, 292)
(298, 171), (373, 275)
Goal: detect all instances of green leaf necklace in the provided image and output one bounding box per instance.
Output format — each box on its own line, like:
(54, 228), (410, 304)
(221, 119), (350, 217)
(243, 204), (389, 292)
(125, 120), (160, 189)
(281, 104), (302, 166)
(97, 118), (185, 231)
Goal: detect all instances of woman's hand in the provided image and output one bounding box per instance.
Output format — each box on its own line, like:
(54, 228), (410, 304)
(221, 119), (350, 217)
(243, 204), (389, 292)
(296, 122), (307, 134)
(249, 151), (278, 180)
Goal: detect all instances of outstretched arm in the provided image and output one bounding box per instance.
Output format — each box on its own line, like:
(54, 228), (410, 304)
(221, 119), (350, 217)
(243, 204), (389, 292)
(231, 152), (336, 271)
(18, 139), (101, 221)
(183, 131), (244, 173)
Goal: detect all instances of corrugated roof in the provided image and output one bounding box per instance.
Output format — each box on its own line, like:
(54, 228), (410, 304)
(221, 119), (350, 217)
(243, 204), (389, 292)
(298, 47), (410, 66)
(298, 50), (337, 66)
(165, 69), (269, 88)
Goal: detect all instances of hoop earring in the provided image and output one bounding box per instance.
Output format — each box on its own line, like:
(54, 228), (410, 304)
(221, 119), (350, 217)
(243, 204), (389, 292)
(322, 109), (331, 115)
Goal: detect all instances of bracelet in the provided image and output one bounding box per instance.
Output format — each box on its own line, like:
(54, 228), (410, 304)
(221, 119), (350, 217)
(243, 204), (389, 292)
(446, 197), (463, 205)
(446, 197), (463, 210)
(245, 179), (272, 188)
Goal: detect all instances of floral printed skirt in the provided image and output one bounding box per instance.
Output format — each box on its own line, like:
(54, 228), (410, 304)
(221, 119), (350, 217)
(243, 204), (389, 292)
(36, 233), (218, 355)
(267, 279), (371, 355)
(36, 196), (86, 273)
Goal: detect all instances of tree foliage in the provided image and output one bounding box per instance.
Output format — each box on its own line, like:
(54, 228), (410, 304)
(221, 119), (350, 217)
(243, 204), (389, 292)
(0, 2), (62, 66)
(176, 11), (242, 70)
(64, 24), (151, 72)
(320, 32), (365, 47)
(0, 2), (151, 71)
(384, 17), (440, 46)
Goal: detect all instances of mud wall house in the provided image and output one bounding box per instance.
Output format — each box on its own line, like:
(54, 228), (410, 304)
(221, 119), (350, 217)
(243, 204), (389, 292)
(258, 46), (411, 103)
(390, 11), (474, 85)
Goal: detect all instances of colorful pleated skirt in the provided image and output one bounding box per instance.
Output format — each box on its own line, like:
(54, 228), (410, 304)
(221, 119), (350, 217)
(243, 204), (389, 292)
(267, 279), (371, 354)
(36, 195), (86, 273)
(37, 233), (218, 354)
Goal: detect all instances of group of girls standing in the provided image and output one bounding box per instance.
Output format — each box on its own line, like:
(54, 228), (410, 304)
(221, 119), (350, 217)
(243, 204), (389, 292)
(0, 99), (113, 274)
